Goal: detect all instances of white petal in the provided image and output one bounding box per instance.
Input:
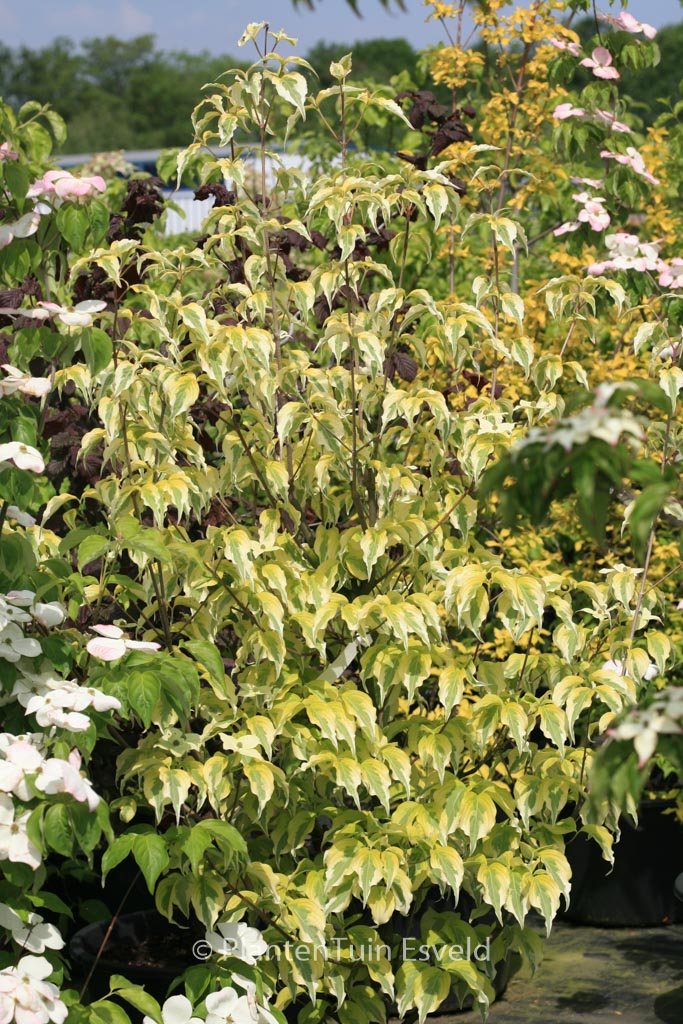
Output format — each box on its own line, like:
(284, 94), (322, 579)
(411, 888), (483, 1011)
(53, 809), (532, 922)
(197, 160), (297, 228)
(634, 728), (658, 766)
(0, 763), (23, 792)
(6, 507), (36, 527)
(6, 590), (36, 606)
(11, 211), (41, 239)
(86, 637), (127, 661)
(19, 377), (52, 397)
(32, 604), (65, 628)
(0, 904), (22, 931)
(90, 624), (124, 638)
(18, 955), (52, 981)
(56, 311), (92, 327)
(205, 990), (239, 1015)
(74, 301), (107, 314)
(125, 640), (161, 652)
(13, 638), (42, 657)
(6, 741), (43, 770)
(18, 308), (52, 321)
(161, 995), (194, 1024)
(88, 691), (121, 712)
(0, 443), (44, 473)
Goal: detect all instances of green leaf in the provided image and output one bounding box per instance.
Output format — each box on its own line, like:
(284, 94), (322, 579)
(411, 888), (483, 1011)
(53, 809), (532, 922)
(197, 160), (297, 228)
(423, 184), (449, 230)
(359, 528), (389, 576)
(165, 371), (200, 418)
(501, 292), (524, 327)
(360, 758), (392, 813)
(335, 756), (362, 807)
(109, 986), (162, 1024)
(244, 761), (276, 815)
(118, 517), (173, 564)
(44, 804), (73, 857)
(155, 872), (192, 924)
(71, 802), (104, 853)
(4, 161), (29, 201)
(527, 871), (561, 935)
(396, 962), (451, 1024)
(43, 109), (67, 147)
(455, 791), (497, 852)
(305, 695), (341, 749)
(101, 835), (135, 881)
(159, 766), (192, 824)
(352, 847), (383, 902)
(658, 366), (683, 412)
(28, 891), (73, 918)
(646, 631), (671, 674)
(329, 53), (352, 80)
(477, 860), (510, 924)
(90, 1000), (132, 1024)
(538, 701), (568, 754)
(505, 867), (530, 925)
(429, 844), (464, 898)
(179, 302), (208, 340)
(56, 202), (90, 251)
(287, 897), (326, 946)
(128, 670), (161, 728)
(538, 848), (571, 907)
(78, 532), (110, 571)
(580, 824), (614, 866)
(189, 872), (226, 929)
(131, 833), (169, 893)
(627, 482), (673, 562)
(195, 819), (248, 858)
(381, 745), (412, 798)
(184, 640), (236, 704)
(438, 665), (466, 718)
(510, 925), (544, 974)
(273, 72), (308, 118)
(88, 198), (111, 247)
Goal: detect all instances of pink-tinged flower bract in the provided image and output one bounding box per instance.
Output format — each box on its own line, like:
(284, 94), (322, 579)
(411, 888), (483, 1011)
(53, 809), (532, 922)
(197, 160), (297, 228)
(580, 47), (620, 80)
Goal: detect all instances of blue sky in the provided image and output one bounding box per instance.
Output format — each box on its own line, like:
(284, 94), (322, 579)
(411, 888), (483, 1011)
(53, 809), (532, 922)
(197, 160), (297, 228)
(1, 1), (681, 53)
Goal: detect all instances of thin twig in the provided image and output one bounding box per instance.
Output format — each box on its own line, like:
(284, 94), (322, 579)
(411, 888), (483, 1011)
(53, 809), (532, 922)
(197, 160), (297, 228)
(79, 870), (142, 1000)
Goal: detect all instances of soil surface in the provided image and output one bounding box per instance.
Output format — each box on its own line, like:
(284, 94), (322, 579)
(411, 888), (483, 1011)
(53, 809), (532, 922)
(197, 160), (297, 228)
(104, 928), (190, 971)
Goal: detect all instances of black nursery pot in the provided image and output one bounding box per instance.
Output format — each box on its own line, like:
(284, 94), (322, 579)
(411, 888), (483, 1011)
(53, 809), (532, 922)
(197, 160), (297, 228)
(69, 909), (193, 1003)
(562, 801), (683, 927)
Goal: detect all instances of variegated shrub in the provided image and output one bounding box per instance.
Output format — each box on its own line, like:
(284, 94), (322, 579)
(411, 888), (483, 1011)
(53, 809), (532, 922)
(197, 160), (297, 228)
(0, 5), (681, 1024)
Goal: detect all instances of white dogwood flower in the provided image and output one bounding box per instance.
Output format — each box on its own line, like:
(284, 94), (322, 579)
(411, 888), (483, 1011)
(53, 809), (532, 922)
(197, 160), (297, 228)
(0, 598), (32, 629)
(204, 988), (256, 1024)
(34, 752), (100, 811)
(0, 954), (67, 1024)
(0, 740), (44, 800)
(580, 46), (619, 80)
(204, 921), (268, 965)
(0, 795), (41, 869)
(0, 904), (64, 954)
(87, 624), (161, 661)
(5, 593), (66, 629)
(0, 443), (45, 474)
(0, 623), (42, 662)
(143, 995), (202, 1024)
(0, 365), (51, 398)
(0, 210), (41, 250)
